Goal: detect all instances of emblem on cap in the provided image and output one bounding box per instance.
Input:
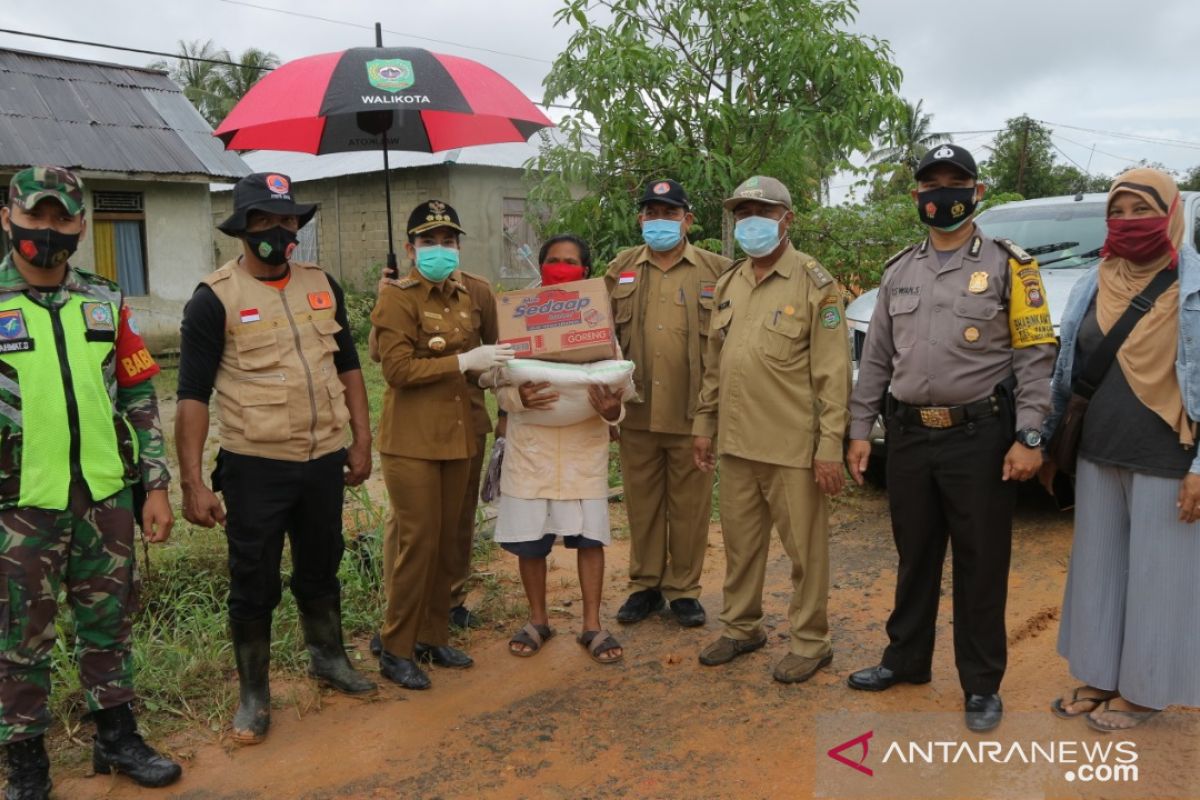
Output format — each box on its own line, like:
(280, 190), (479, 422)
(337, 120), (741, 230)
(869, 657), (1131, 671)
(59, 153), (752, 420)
(653, 182), (671, 195)
(963, 326), (980, 343)
(969, 272), (989, 293)
(934, 146), (956, 159)
(265, 174), (289, 195)
(426, 200), (451, 224)
(428, 335), (447, 352)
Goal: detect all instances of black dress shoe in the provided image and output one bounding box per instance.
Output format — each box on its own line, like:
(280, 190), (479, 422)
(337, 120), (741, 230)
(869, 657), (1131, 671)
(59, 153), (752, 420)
(616, 588), (665, 624)
(965, 693), (1003, 732)
(669, 598), (707, 628)
(415, 643), (474, 668)
(379, 651), (431, 690)
(847, 664), (932, 692)
(449, 605), (482, 630)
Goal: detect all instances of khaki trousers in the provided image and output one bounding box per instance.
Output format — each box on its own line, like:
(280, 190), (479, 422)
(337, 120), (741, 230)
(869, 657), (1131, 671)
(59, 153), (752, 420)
(717, 454), (831, 658)
(620, 428), (714, 601)
(380, 454), (470, 657)
(449, 434), (488, 607)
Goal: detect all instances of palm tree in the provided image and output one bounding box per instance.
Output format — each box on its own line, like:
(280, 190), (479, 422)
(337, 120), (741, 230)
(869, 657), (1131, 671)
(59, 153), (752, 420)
(213, 48), (280, 124)
(869, 99), (949, 173)
(150, 41), (278, 128)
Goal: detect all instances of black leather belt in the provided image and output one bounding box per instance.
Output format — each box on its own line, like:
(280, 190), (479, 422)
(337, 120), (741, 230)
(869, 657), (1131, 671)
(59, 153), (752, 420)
(893, 396), (1000, 430)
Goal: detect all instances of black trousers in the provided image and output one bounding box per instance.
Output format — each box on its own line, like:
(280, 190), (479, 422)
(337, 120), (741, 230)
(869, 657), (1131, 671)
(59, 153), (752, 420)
(881, 414), (1015, 695)
(216, 448), (347, 622)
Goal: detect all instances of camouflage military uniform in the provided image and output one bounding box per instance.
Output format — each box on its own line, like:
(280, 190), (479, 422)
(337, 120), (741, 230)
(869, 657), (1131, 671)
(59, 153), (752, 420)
(0, 252), (168, 744)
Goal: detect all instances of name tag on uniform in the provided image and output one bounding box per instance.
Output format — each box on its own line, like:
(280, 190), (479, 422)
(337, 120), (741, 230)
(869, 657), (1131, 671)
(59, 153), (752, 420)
(0, 309), (33, 353)
(618, 272), (636, 285)
(239, 308), (261, 323)
(423, 311), (444, 320)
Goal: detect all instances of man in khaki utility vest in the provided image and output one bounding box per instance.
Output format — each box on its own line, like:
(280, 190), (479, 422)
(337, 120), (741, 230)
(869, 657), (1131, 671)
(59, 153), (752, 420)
(604, 179), (731, 628)
(693, 176), (852, 684)
(176, 173), (376, 745)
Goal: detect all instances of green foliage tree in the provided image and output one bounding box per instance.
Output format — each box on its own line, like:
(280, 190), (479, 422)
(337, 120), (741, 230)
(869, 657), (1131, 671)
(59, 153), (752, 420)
(1180, 164), (1200, 192)
(150, 41), (278, 128)
(528, 0), (904, 263)
(869, 98), (948, 174)
(980, 115), (1062, 198)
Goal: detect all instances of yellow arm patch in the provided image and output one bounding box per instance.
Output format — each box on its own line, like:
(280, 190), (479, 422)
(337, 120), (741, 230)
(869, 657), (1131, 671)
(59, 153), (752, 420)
(1007, 258), (1055, 348)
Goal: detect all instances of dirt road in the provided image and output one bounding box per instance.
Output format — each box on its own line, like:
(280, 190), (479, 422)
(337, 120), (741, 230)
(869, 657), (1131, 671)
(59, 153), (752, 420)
(51, 483), (1111, 800)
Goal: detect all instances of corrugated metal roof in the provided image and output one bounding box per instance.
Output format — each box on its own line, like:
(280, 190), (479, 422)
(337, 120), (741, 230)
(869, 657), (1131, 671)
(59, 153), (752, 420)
(0, 48), (250, 179)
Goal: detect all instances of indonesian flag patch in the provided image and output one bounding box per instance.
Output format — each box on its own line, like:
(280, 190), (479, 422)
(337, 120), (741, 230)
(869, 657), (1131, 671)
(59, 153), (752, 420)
(240, 308), (261, 323)
(618, 272), (636, 285)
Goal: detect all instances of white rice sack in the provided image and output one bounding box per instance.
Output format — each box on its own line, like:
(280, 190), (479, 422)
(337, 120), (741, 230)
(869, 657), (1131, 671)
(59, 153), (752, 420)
(503, 359), (634, 427)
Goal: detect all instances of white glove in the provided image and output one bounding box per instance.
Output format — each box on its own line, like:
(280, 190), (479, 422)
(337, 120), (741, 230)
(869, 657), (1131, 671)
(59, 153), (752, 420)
(458, 343), (516, 373)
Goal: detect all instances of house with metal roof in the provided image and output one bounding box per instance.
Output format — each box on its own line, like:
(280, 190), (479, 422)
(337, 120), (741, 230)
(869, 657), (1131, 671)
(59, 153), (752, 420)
(211, 137), (566, 290)
(0, 47), (250, 348)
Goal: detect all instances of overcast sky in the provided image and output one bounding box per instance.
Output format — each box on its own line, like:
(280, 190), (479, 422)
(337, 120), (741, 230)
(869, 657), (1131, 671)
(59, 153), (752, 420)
(3, 0), (1199, 202)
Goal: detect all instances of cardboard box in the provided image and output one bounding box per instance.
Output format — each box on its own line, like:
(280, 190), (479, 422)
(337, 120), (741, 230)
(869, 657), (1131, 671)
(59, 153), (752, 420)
(496, 278), (616, 363)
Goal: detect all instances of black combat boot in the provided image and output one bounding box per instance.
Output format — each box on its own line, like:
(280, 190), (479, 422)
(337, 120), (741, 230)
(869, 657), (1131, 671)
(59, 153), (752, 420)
(91, 703), (182, 788)
(2, 734), (50, 800)
(229, 615), (272, 745)
(295, 594), (377, 695)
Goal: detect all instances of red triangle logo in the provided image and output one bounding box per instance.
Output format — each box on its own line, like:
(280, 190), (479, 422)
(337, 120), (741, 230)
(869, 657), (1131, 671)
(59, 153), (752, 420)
(827, 730), (874, 777)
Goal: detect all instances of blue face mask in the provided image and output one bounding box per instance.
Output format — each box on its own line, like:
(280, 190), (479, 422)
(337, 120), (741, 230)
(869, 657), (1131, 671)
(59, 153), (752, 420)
(734, 215), (784, 258)
(415, 245), (460, 282)
(641, 219), (684, 252)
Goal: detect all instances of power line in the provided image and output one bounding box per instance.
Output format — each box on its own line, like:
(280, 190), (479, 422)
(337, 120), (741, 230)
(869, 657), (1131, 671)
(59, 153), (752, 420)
(219, 0), (555, 65)
(0, 26), (268, 70)
(1037, 119), (1200, 151)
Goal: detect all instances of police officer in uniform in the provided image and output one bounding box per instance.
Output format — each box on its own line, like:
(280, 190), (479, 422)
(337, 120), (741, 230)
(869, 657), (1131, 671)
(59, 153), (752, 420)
(604, 179), (731, 628)
(177, 173), (376, 746)
(0, 167), (180, 797)
(371, 200), (513, 689)
(845, 145), (1056, 731)
(693, 176), (852, 684)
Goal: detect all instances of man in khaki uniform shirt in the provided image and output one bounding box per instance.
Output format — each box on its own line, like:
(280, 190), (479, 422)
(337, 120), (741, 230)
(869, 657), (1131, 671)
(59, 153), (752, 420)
(371, 200), (514, 690)
(693, 176), (851, 684)
(604, 179), (732, 628)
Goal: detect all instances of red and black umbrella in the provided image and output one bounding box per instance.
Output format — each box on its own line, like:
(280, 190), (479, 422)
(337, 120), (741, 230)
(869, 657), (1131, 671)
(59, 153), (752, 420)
(214, 40), (554, 271)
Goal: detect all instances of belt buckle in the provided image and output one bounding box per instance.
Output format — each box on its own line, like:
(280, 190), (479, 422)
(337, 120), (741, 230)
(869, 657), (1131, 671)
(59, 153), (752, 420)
(918, 407), (953, 429)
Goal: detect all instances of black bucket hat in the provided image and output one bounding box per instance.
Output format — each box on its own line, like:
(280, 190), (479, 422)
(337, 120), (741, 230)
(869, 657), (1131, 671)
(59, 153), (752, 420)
(218, 172), (317, 236)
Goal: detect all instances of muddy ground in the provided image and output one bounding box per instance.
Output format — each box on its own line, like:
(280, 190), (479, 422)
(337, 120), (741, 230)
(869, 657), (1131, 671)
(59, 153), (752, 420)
(52, 472), (1109, 800)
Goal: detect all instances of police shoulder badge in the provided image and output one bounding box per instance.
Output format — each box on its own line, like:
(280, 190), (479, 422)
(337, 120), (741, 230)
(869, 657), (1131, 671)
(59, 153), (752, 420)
(968, 272), (989, 294)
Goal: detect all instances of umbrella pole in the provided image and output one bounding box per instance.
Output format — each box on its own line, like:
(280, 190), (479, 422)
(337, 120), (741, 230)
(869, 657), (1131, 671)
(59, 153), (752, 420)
(381, 137), (397, 277)
(375, 21), (398, 278)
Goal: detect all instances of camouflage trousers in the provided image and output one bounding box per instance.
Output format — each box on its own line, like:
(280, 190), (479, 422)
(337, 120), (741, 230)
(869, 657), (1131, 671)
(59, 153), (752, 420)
(0, 483), (136, 743)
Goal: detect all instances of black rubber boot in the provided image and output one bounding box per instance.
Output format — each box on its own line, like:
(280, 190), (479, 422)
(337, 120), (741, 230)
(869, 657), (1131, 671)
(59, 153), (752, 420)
(2, 734), (50, 800)
(296, 594), (377, 695)
(230, 615), (272, 745)
(91, 703), (182, 788)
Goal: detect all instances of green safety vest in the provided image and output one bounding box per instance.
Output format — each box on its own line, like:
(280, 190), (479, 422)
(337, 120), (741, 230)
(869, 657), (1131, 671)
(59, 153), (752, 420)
(0, 291), (137, 511)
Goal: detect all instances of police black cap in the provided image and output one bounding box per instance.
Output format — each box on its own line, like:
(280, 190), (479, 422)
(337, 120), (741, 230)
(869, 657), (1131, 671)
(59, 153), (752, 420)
(639, 179), (689, 209)
(915, 144), (978, 180)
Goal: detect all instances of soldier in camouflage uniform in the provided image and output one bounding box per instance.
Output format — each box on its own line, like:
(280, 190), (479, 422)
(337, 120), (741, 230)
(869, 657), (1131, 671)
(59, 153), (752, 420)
(0, 167), (181, 799)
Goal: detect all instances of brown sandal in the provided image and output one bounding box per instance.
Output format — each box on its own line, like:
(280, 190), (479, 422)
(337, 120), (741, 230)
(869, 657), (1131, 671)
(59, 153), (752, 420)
(1051, 686), (1119, 719)
(509, 622), (554, 657)
(578, 630), (623, 665)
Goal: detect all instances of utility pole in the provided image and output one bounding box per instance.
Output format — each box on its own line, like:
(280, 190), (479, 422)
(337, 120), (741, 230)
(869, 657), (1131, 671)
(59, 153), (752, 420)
(1015, 116), (1030, 196)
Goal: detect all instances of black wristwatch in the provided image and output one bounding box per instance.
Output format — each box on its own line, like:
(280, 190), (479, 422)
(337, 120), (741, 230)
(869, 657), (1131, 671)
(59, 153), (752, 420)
(1016, 428), (1043, 448)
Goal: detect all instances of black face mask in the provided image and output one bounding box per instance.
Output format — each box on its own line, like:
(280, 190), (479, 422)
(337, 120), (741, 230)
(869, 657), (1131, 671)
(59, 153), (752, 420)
(244, 226), (298, 266)
(916, 186), (978, 230)
(7, 220), (80, 269)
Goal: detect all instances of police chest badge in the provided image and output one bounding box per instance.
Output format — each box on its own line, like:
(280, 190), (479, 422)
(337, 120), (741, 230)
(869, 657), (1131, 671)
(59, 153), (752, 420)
(0, 309), (33, 353)
(968, 272), (989, 294)
(963, 326), (981, 343)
